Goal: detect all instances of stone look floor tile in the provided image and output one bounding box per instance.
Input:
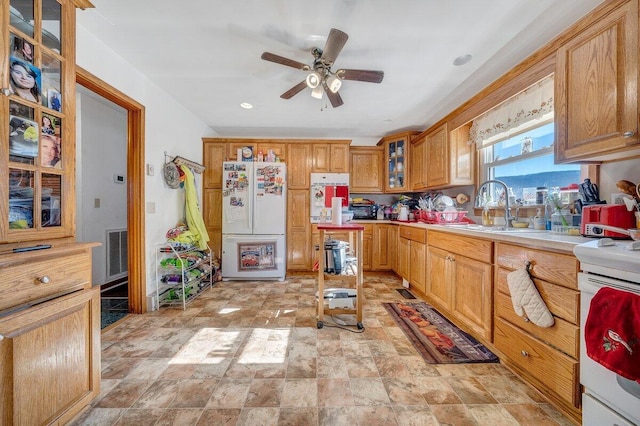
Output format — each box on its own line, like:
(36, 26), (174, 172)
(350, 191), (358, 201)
(68, 273), (578, 426)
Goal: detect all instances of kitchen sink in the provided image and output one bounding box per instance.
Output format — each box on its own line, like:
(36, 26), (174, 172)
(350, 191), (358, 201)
(465, 225), (547, 234)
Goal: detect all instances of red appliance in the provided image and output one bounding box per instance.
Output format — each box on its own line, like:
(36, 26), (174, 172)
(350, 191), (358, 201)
(581, 204), (636, 238)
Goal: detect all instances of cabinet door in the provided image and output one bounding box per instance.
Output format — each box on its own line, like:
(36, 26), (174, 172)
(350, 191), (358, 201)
(227, 141), (258, 161)
(426, 124), (448, 187)
(312, 144), (331, 172)
(397, 237), (410, 280)
(410, 136), (427, 191)
(349, 147), (383, 193)
(451, 254), (493, 340)
(329, 143), (349, 172)
(409, 242), (426, 294)
(382, 136), (411, 193)
(203, 142), (226, 188)
(449, 124), (474, 186)
(362, 231), (372, 271)
(426, 246), (452, 311)
(2, 0), (75, 243)
(372, 224), (392, 270)
(203, 188), (222, 257)
(257, 142), (287, 161)
(555, 0), (639, 162)
(287, 189), (311, 270)
(0, 288), (100, 426)
(287, 143), (312, 189)
(388, 225), (398, 272)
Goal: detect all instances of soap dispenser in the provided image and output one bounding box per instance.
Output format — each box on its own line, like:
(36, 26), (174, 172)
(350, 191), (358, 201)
(533, 208), (546, 230)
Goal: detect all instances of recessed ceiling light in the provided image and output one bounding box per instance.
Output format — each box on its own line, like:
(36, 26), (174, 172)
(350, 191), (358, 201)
(240, 102), (253, 109)
(453, 54), (473, 66)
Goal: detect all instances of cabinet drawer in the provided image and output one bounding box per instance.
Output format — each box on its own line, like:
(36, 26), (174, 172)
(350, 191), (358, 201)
(494, 318), (579, 408)
(495, 291), (579, 358)
(495, 243), (578, 289)
(495, 268), (579, 325)
(0, 252), (91, 313)
(399, 226), (426, 244)
(429, 230), (492, 263)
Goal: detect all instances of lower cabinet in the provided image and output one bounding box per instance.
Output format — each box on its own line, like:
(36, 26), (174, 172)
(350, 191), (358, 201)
(398, 225), (426, 294)
(372, 223), (395, 270)
(426, 231), (493, 341)
(0, 287), (101, 426)
(493, 242), (581, 423)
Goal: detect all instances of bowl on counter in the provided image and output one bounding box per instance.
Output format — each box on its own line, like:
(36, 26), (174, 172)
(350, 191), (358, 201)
(512, 221), (530, 228)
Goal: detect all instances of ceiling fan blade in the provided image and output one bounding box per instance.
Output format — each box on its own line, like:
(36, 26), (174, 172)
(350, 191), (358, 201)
(336, 69), (384, 83)
(261, 52), (310, 71)
(280, 81), (308, 99)
(321, 28), (348, 65)
(325, 87), (344, 108)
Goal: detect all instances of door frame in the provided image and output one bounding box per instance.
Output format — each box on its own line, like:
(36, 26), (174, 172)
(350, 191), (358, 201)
(76, 67), (147, 314)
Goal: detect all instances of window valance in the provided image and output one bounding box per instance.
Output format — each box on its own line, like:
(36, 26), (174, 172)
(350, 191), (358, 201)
(469, 75), (554, 148)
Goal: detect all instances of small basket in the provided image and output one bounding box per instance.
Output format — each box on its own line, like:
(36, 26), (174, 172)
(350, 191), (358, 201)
(417, 210), (467, 224)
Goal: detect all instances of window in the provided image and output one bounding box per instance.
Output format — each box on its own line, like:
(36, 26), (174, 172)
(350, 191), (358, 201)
(471, 75), (581, 205)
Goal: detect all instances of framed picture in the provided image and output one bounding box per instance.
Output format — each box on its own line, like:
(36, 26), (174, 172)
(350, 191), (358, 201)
(9, 56), (41, 103)
(41, 113), (60, 136)
(11, 34), (34, 63)
(237, 242), (276, 270)
(40, 133), (61, 168)
(47, 89), (61, 111)
(9, 115), (39, 158)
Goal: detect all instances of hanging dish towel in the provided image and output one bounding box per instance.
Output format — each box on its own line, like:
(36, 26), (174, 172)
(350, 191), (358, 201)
(507, 266), (554, 328)
(585, 286), (640, 383)
(180, 165), (210, 250)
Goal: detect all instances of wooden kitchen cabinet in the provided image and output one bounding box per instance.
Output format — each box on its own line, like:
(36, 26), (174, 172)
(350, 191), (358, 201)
(493, 242), (581, 422)
(287, 189), (311, 270)
(0, 242), (100, 425)
(312, 141), (350, 172)
(398, 226), (426, 294)
(411, 123), (474, 191)
(427, 231), (493, 341)
(555, 0), (640, 163)
(349, 146), (384, 193)
(203, 142), (226, 188)
(372, 223), (394, 270)
(257, 142), (286, 161)
(378, 132), (417, 192)
(287, 143), (312, 189)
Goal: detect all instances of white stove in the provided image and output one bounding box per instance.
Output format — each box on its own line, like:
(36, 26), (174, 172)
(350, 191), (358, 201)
(573, 238), (640, 426)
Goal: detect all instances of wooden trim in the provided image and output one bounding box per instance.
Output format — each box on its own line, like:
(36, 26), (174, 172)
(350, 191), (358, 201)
(75, 67), (147, 314)
(70, 0), (95, 9)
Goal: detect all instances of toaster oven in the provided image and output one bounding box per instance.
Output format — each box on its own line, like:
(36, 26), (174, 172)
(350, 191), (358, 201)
(350, 203), (378, 220)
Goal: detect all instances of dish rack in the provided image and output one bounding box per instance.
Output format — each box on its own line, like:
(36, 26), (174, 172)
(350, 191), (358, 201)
(417, 210), (468, 224)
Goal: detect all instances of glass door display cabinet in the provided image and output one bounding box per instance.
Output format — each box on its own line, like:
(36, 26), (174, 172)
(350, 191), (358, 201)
(378, 132), (417, 193)
(1, 0), (76, 243)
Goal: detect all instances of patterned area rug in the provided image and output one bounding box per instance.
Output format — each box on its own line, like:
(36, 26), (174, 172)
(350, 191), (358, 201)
(383, 302), (499, 364)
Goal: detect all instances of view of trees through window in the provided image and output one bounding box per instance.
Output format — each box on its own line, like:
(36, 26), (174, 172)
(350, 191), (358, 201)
(483, 122), (580, 204)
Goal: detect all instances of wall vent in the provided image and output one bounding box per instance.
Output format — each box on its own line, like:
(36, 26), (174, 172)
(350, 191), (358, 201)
(106, 228), (128, 281)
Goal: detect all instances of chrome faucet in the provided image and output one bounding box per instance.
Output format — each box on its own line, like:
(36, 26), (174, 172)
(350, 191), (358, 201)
(477, 179), (513, 227)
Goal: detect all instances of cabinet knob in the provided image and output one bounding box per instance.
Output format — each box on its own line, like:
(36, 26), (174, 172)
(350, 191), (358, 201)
(523, 317), (530, 322)
(38, 276), (51, 284)
(623, 131), (635, 137)
(520, 350), (529, 357)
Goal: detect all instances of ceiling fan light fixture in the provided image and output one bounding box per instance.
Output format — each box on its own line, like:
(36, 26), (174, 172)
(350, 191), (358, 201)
(311, 85), (324, 99)
(326, 75), (342, 93)
(306, 72), (321, 88)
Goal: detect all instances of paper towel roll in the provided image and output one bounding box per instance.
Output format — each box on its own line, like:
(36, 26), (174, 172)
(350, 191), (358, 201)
(331, 197), (343, 225)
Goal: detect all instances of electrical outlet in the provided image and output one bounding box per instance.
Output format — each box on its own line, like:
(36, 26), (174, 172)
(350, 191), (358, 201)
(94, 198), (100, 208)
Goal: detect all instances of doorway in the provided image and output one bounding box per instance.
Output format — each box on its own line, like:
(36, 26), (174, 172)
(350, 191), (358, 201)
(76, 67), (146, 316)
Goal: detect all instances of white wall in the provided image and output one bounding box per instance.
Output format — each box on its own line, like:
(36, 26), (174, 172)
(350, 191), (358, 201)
(76, 91), (127, 285)
(76, 22), (217, 299)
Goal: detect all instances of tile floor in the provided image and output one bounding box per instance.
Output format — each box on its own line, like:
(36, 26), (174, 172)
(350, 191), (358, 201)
(70, 272), (578, 425)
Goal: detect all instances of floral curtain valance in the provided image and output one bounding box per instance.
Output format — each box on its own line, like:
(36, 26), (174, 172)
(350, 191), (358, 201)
(469, 75), (554, 148)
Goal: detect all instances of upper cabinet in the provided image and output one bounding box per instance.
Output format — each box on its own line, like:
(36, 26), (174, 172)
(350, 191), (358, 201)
(349, 146), (384, 193)
(378, 131), (417, 192)
(287, 143), (312, 189)
(312, 141), (349, 172)
(2, 0), (78, 243)
(555, 0), (639, 162)
(410, 123), (473, 192)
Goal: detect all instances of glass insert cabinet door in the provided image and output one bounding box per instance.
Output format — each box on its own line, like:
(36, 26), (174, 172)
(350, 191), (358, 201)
(2, 0), (73, 242)
(387, 138), (406, 191)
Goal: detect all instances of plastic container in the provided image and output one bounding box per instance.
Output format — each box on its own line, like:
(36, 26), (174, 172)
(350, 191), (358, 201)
(533, 208), (546, 230)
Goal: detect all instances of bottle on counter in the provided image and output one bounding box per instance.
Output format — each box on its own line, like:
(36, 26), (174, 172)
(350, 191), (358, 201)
(482, 206), (493, 226)
(533, 208), (546, 230)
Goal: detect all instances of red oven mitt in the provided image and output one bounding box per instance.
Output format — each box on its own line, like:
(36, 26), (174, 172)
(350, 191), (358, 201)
(585, 286), (640, 382)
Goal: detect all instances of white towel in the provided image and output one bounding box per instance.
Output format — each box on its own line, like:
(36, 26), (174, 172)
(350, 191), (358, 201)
(507, 268), (555, 328)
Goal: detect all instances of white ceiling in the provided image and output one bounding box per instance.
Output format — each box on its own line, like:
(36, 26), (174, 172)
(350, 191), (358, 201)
(77, 0), (604, 145)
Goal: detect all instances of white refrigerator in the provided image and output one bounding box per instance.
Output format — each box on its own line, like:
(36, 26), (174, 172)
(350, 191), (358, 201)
(221, 161), (287, 280)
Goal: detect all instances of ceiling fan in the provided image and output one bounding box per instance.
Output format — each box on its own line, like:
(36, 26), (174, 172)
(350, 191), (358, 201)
(261, 28), (384, 108)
